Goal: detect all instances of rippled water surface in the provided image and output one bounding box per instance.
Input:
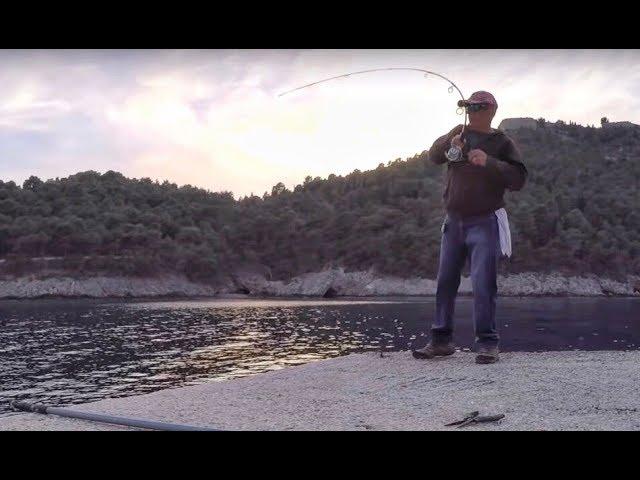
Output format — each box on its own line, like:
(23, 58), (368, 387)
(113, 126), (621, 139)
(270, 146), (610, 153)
(1, 296), (639, 416)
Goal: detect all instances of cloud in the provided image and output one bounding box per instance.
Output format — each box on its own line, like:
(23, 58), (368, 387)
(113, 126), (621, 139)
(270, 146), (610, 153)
(1, 49), (640, 196)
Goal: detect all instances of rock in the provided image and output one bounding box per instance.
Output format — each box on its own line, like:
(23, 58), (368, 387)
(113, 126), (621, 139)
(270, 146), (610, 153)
(599, 277), (636, 296)
(232, 271), (270, 295)
(498, 118), (538, 132)
(323, 287), (338, 298)
(0, 274), (225, 299)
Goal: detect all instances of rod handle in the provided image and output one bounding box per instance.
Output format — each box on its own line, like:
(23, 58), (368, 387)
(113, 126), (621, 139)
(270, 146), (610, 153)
(10, 400), (48, 414)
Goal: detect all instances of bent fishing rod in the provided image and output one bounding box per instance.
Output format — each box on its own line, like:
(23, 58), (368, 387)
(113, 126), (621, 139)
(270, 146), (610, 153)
(278, 67), (471, 162)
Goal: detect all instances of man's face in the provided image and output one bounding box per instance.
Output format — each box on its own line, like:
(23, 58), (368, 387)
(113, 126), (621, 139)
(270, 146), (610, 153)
(468, 104), (497, 124)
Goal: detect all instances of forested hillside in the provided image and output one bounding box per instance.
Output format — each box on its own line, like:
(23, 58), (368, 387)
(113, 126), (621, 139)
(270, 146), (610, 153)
(1, 120), (639, 282)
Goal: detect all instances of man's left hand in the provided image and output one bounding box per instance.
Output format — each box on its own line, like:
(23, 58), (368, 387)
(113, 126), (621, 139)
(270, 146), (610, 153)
(468, 149), (487, 167)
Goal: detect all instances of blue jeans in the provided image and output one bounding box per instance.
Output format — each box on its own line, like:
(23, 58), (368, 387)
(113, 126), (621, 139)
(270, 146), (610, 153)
(431, 212), (500, 347)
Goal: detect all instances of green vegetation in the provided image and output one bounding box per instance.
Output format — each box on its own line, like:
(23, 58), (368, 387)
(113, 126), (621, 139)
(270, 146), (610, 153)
(1, 121), (639, 281)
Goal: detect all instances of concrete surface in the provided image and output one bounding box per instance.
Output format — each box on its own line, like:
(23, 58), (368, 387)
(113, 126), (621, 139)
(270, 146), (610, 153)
(1, 350), (639, 431)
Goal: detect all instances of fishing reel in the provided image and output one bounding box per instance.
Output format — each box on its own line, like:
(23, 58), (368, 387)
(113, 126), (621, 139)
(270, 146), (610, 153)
(445, 143), (465, 163)
(445, 100), (467, 163)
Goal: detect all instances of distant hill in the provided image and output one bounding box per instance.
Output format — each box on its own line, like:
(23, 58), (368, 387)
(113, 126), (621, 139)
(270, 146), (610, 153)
(1, 118), (639, 282)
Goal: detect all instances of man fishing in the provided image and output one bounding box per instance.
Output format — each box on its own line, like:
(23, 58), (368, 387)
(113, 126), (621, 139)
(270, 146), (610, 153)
(412, 91), (527, 364)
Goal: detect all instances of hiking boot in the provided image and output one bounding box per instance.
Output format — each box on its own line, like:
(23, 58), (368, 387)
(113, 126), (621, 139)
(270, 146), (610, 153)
(475, 344), (499, 364)
(412, 341), (456, 359)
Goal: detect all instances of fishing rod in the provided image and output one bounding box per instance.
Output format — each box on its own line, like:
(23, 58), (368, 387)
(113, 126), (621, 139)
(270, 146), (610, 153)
(11, 400), (221, 431)
(278, 67), (469, 162)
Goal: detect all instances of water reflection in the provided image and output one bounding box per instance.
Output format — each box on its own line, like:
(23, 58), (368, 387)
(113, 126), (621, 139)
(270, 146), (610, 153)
(1, 296), (639, 416)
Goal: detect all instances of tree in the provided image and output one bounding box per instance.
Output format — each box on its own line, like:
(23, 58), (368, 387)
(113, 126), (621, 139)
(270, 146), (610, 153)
(23, 176), (43, 192)
(271, 182), (287, 196)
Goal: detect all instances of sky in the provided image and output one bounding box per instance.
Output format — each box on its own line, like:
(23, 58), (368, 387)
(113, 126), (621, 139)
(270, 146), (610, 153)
(1, 49), (639, 198)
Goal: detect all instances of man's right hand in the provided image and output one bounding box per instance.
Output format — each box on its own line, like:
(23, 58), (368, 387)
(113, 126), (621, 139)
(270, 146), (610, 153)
(451, 133), (465, 149)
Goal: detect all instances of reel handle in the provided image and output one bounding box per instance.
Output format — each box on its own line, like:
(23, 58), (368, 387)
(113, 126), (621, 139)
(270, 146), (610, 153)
(445, 124), (468, 163)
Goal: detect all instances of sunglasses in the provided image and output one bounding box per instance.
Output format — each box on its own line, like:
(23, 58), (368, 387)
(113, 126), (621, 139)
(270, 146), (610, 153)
(466, 103), (491, 113)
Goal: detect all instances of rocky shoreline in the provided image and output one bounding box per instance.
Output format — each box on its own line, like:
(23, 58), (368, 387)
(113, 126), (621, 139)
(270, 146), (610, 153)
(0, 274), (221, 300)
(0, 268), (639, 299)
(238, 268), (640, 297)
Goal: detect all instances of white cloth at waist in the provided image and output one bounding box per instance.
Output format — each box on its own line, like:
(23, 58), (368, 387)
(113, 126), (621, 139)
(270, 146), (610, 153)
(494, 208), (512, 258)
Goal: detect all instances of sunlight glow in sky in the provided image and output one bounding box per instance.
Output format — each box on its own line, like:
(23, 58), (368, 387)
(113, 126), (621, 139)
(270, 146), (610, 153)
(1, 49), (639, 197)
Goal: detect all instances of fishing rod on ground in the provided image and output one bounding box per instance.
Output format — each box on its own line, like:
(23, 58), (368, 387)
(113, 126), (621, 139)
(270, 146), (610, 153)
(10, 400), (221, 431)
(278, 67), (472, 163)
